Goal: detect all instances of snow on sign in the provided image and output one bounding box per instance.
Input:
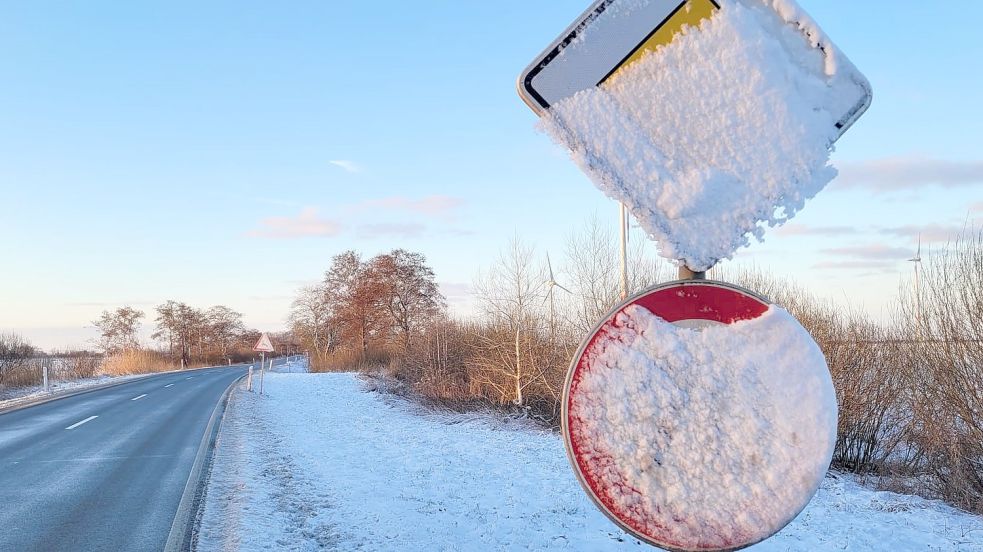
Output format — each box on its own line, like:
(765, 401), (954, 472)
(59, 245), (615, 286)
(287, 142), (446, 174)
(518, 0), (873, 271)
(518, 0), (870, 132)
(252, 333), (275, 353)
(564, 281), (837, 551)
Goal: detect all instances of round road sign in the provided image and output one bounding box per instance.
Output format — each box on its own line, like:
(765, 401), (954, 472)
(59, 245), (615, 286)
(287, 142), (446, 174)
(563, 280), (837, 551)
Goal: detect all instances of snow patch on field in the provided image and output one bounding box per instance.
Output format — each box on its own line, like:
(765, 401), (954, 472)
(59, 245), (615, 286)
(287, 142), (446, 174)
(198, 373), (983, 551)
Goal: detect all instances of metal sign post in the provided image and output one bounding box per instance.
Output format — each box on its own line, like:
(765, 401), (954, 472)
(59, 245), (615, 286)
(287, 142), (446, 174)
(259, 352), (265, 395)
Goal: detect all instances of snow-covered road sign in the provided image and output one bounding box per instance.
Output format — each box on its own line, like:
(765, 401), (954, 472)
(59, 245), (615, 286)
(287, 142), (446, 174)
(563, 280), (837, 550)
(518, 0), (871, 137)
(253, 333), (275, 353)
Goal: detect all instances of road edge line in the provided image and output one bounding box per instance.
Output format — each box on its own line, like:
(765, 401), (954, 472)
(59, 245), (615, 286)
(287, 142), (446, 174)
(164, 373), (246, 552)
(0, 375), (156, 415)
(0, 363), (246, 416)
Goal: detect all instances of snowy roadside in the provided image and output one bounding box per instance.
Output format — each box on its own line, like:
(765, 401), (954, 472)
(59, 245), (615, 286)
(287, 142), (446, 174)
(198, 371), (983, 551)
(0, 374), (146, 412)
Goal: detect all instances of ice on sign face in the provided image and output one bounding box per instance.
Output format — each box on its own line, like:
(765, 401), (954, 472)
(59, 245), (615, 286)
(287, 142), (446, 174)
(536, 0), (870, 271)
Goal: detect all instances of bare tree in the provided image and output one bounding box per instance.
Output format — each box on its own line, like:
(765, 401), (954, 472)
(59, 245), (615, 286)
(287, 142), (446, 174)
(205, 306), (246, 361)
(289, 285), (335, 363)
(152, 300), (201, 367)
(93, 307), (144, 354)
(324, 251), (385, 356)
(368, 249), (446, 352)
(564, 214), (672, 334)
(472, 237), (546, 406)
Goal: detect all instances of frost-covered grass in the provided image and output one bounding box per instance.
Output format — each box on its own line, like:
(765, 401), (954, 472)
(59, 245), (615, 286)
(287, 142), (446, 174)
(197, 372), (983, 551)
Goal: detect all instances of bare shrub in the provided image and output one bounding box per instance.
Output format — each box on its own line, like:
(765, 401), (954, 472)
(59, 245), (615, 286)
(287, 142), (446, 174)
(398, 319), (474, 403)
(896, 229), (983, 512)
(0, 333), (37, 389)
(53, 351), (101, 380)
(1, 359), (42, 388)
(310, 345), (391, 373)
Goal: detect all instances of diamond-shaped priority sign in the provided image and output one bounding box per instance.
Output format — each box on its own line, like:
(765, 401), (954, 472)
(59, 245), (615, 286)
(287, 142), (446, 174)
(252, 333), (275, 353)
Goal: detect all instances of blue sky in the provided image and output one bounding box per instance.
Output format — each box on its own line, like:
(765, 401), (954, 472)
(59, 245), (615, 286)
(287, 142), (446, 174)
(1, 1), (980, 350)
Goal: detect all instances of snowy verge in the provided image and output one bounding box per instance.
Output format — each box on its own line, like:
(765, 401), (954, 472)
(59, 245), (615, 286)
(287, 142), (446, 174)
(0, 374), (146, 413)
(197, 373), (983, 551)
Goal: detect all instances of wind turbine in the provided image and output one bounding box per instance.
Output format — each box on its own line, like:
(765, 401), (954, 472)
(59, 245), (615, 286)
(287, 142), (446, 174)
(544, 253), (571, 341)
(907, 234), (923, 339)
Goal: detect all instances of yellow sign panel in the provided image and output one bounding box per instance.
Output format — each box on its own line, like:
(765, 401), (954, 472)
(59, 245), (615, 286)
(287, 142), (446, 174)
(604, 0), (719, 83)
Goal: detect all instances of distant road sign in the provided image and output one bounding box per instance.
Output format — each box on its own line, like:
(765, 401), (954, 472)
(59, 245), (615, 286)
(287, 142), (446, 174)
(252, 333), (275, 353)
(517, 0), (871, 136)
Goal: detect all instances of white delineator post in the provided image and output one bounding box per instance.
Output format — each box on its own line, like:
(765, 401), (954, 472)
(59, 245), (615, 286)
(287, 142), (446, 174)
(247, 366), (253, 392)
(42, 359), (50, 394)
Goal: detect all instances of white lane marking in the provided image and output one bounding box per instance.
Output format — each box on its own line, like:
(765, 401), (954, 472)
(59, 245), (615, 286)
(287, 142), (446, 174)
(26, 454), (176, 464)
(131, 394), (148, 401)
(185, 376), (194, 380)
(65, 416), (98, 430)
(164, 383), (174, 388)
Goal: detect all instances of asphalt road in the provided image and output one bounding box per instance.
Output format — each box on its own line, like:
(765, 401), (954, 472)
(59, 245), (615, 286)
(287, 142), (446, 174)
(0, 364), (254, 552)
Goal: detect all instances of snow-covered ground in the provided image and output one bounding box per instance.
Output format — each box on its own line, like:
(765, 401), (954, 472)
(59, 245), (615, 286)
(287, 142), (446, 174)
(198, 370), (983, 551)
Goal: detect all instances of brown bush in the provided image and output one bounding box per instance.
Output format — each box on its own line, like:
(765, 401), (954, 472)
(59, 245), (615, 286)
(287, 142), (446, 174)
(310, 345), (392, 373)
(57, 353), (100, 380)
(1, 360), (42, 388)
(100, 349), (174, 376)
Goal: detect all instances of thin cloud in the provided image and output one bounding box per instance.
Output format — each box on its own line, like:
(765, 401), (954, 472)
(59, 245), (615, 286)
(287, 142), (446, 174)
(439, 282), (472, 300)
(248, 207), (343, 239)
(820, 244), (912, 260)
(773, 223), (856, 237)
(357, 223), (427, 239)
(329, 160), (361, 173)
(812, 260), (897, 272)
(835, 157), (983, 191)
(66, 301), (154, 308)
(879, 223), (968, 244)
(358, 195), (465, 221)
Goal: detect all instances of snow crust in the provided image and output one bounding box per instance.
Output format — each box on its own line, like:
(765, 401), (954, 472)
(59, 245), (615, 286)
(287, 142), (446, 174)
(198, 372), (983, 551)
(540, 0), (868, 271)
(569, 305), (837, 549)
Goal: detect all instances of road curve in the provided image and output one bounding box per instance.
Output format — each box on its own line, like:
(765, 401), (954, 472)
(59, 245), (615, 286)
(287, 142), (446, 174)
(0, 365), (250, 551)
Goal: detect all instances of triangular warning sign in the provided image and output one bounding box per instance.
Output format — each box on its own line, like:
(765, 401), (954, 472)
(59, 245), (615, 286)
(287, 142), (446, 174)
(253, 333), (275, 352)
